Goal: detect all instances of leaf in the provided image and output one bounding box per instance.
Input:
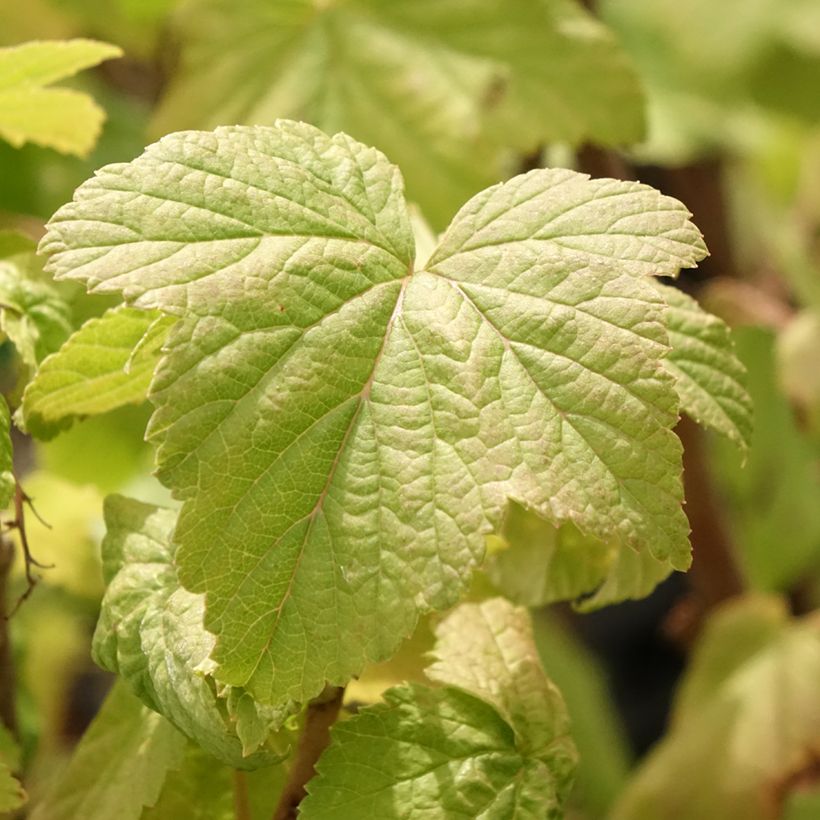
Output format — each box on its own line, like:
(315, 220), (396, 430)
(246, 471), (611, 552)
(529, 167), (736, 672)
(659, 283), (752, 449)
(427, 599), (575, 764)
(487, 501), (615, 607)
(613, 596), (820, 820)
(152, 0), (645, 227)
(20, 305), (174, 439)
(0, 39), (122, 156)
(302, 599), (576, 819)
(0, 398), (14, 509)
(0, 255), (72, 370)
(531, 611), (631, 817)
(487, 502), (674, 610)
(92, 494), (294, 768)
(40, 121), (707, 707)
(29, 680), (186, 820)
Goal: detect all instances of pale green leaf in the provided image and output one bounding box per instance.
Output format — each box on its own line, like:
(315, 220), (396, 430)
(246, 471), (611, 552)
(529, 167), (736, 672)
(487, 502), (674, 611)
(0, 39), (122, 156)
(152, 0), (644, 227)
(427, 598), (575, 765)
(486, 501), (615, 607)
(532, 611), (631, 817)
(29, 680), (186, 820)
(0, 398), (14, 509)
(41, 122), (707, 708)
(613, 596), (820, 820)
(660, 283), (752, 449)
(20, 305), (173, 440)
(303, 599), (576, 819)
(92, 494), (294, 768)
(0, 257), (72, 370)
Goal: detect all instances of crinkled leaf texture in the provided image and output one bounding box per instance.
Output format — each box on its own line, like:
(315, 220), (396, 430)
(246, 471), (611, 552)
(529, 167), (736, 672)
(614, 596), (820, 820)
(21, 305), (174, 439)
(153, 0), (645, 227)
(92, 495), (294, 769)
(302, 598), (576, 819)
(29, 681), (186, 820)
(488, 282), (751, 609)
(42, 120), (708, 708)
(659, 283), (752, 450)
(0, 39), (122, 156)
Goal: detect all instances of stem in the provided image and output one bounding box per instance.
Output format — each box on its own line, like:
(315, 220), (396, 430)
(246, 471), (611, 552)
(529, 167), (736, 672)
(679, 415), (746, 603)
(664, 416), (746, 645)
(272, 686), (344, 820)
(4, 479), (52, 618)
(233, 770), (251, 820)
(0, 535), (17, 736)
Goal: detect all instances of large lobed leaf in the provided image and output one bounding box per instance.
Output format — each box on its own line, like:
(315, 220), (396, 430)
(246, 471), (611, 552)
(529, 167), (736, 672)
(0, 39), (122, 156)
(41, 121), (709, 707)
(303, 598), (576, 819)
(152, 0), (645, 227)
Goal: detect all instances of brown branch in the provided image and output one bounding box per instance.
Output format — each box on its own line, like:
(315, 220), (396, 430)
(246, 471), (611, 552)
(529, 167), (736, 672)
(272, 686), (345, 820)
(0, 534), (17, 736)
(233, 770), (251, 820)
(4, 479), (52, 619)
(664, 416), (746, 645)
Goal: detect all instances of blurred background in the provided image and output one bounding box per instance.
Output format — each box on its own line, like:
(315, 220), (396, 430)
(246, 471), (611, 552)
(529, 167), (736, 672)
(1, 1), (820, 817)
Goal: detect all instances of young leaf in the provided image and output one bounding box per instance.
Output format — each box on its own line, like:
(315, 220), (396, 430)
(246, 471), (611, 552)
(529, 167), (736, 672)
(302, 599), (576, 819)
(20, 305), (173, 439)
(152, 0), (645, 226)
(0, 39), (122, 156)
(0, 256), (72, 370)
(0, 398), (15, 509)
(613, 596), (820, 820)
(92, 495), (294, 768)
(29, 681), (186, 820)
(40, 121), (707, 708)
(659, 283), (752, 449)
